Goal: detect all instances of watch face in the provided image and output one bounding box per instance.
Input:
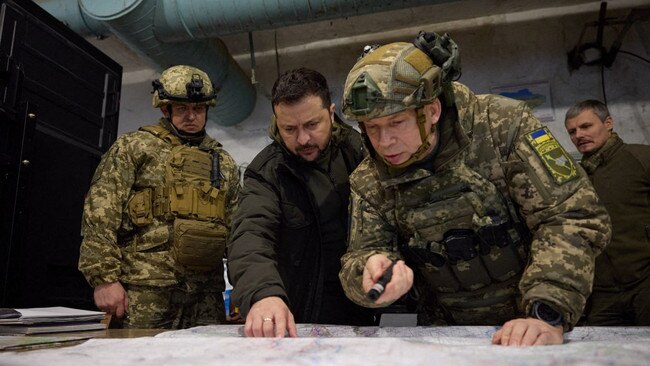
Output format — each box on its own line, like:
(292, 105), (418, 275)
(534, 302), (563, 326)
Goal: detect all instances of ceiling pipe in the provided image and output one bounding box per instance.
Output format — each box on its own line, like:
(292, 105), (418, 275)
(37, 0), (109, 38)
(38, 0), (458, 126)
(153, 0), (456, 41)
(79, 0), (256, 127)
(40, 0), (255, 126)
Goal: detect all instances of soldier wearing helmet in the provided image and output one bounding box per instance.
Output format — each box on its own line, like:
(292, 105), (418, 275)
(338, 32), (611, 346)
(79, 65), (240, 329)
(153, 65), (218, 134)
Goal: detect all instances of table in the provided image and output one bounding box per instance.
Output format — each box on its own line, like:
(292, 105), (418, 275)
(1, 325), (649, 365)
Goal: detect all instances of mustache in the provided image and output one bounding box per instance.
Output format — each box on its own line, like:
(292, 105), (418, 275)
(296, 143), (318, 152)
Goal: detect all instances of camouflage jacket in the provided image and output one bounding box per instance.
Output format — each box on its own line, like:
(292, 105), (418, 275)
(79, 119), (240, 290)
(339, 82), (611, 330)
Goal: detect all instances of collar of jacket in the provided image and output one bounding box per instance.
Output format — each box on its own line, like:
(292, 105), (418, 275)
(160, 117), (208, 146)
(374, 82), (475, 180)
(580, 132), (623, 174)
(158, 118), (221, 152)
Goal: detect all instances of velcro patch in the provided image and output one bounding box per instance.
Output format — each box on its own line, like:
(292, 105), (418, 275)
(525, 127), (578, 185)
(403, 48), (432, 74)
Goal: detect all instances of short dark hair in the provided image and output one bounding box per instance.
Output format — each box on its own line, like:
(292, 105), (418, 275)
(565, 99), (610, 123)
(271, 68), (331, 111)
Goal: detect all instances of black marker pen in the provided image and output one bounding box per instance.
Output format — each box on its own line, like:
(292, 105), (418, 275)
(367, 262), (395, 301)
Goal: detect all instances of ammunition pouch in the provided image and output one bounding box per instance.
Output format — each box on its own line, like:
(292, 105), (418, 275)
(400, 218), (526, 293)
(443, 228), (479, 262)
(126, 145), (226, 226)
(476, 218), (526, 282)
(128, 188), (154, 227)
(172, 218), (226, 272)
(169, 180), (224, 221)
(167, 145), (225, 221)
(442, 228), (492, 291)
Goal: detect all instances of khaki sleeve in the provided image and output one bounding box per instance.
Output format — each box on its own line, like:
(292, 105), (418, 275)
(79, 138), (139, 287)
(220, 151), (241, 230)
(504, 107), (611, 330)
(339, 175), (401, 308)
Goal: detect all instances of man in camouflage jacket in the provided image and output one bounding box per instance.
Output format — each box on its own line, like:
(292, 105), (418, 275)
(339, 33), (611, 346)
(80, 65), (240, 329)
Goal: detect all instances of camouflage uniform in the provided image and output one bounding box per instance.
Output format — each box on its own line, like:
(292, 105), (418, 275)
(80, 65), (240, 329)
(339, 40), (610, 331)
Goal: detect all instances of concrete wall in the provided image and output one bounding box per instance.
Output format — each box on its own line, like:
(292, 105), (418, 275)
(115, 2), (650, 168)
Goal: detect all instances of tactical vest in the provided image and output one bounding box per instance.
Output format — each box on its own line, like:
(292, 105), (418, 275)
(396, 153), (528, 325)
(126, 124), (227, 272)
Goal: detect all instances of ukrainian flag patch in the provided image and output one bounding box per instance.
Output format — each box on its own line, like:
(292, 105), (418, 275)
(525, 127), (578, 185)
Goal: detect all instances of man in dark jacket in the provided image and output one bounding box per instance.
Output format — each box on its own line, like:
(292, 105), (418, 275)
(565, 99), (650, 325)
(227, 68), (373, 337)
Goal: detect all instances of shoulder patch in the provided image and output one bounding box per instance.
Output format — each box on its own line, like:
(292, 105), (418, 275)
(525, 127), (578, 185)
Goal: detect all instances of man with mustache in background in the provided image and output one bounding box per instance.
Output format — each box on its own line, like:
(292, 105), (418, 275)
(565, 100), (650, 325)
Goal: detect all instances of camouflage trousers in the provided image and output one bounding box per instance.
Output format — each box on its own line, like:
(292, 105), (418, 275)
(586, 275), (650, 326)
(122, 284), (226, 329)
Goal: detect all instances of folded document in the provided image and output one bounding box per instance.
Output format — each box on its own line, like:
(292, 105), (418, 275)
(0, 306), (106, 335)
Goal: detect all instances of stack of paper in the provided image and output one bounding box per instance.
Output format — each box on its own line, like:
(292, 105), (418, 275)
(0, 335), (91, 351)
(0, 307), (107, 335)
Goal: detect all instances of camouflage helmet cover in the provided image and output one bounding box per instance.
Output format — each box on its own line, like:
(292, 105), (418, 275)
(152, 65), (217, 108)
(342, 32), (460, 121)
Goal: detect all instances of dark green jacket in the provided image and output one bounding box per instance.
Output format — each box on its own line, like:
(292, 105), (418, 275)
(228, 116), (366, 323)
(581, 133), (650, 289)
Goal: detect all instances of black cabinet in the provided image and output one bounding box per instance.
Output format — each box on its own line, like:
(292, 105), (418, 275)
(0, 0), (121, 308)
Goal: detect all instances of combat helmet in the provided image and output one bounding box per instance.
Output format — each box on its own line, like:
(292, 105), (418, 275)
(152, 65), (218, 108)
(342, 31), (461, 168)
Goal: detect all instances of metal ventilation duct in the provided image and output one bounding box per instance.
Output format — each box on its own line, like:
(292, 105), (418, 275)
(39, 0), (455, 126)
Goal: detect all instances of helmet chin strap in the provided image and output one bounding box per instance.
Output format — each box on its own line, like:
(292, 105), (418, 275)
(381, 107), (435, 169)
(162, 117), (205, 145)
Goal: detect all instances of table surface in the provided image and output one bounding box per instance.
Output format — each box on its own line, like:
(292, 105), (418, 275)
(1, 325), (649, 366)
(58, 328), (168, 338)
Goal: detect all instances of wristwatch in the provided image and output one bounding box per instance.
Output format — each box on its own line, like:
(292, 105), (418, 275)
(531, 301), (564, 327)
